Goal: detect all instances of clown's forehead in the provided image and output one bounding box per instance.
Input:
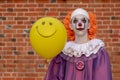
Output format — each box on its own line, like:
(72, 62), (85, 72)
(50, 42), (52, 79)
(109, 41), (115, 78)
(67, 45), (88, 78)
(72, 14), (86, 20)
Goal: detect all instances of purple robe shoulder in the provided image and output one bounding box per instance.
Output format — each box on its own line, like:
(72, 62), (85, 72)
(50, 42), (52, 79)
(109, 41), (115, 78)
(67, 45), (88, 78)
(44, 47), (112, 80)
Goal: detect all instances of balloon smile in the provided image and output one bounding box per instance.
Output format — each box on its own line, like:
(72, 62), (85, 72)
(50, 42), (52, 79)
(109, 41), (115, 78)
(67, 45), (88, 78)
(36, 26), (57, 38)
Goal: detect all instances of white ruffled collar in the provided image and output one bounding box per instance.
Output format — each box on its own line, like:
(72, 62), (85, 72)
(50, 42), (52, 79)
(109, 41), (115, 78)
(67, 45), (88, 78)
(62, 39), (104, 57)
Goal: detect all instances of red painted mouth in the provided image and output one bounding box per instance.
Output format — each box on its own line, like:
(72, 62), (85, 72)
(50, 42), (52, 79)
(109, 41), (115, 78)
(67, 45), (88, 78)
(76, 27), (85, 31)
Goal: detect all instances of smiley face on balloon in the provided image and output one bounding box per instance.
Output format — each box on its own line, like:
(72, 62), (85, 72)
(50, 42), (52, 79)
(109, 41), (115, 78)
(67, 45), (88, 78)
(29, 17), (67, 59)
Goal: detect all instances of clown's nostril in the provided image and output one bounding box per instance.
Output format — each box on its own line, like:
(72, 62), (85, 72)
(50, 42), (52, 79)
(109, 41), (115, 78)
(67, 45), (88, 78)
(78, 23), (82, 26)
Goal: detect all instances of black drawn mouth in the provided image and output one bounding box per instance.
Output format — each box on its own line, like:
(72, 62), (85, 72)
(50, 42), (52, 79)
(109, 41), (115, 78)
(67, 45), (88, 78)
(36, 26), (56, 38)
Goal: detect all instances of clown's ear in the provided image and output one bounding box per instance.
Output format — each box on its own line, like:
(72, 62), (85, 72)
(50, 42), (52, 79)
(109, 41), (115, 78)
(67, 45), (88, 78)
(70, 23), (74, 30)
(86, 19), (90, 29)
(88, 22), (90, 29)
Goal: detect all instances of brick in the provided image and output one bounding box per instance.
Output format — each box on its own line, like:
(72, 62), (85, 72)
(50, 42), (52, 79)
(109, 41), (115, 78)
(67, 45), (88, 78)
(2, 78), (15, 80)
(46, 12), (59, 16)
(45, 4), (59, 7)
(50, 0), (56, 3)
(111, 21), (119, 25)
(24, 29), (30, 33)
(39, 64), (45, 68)
(95, 0), (110, 3)
(6, 43), (13, 47)
(103, 12), (114, 16)
(0, 60), (6, 63)
(24, 13), (38, 16)
(7, 8), (13, 12)
(24, 4), (37, 7)
(14, 43), (27, 46)
(25, 73), (38, 77)
(57, 0), (66, 3)
(23, 34), (29, 37)
(3, 30), (16, 33)
(13, 25), (26, 29)
(96, 16), (110, 20)
(4, 21), (16, 25)
(36, 0), (49, 3)
(115, 3), (120, 7)
(36, 78), (43, 80)
(3, 55), (15, 59)
(111, 16), (120, 20)
(111, 0), (120, 3)
(17, 21), (24, 24)
(111, 7), (120, 11)
(110, 25), (120, 29)
(14, 17), (28, 20)
(23, 78), (35, 80)
(0, 17), (6, 20)
(5, 25), (13, 29)
(30, 21), (35, 24)
(14, 51), (19, 55)
(66, 0), (80, 3)
(28, 0), (35, 3)
(15, 4), (23, 7)
(0, 8), (6, 12)
(5, 34), (12, 37)
(11, 38), (16, 42)
(28, 8), (36, 12)
(14, 8), (28, 12)
(88, 4), (102, 7)
(58, 8), (69, 12)
(28, 51), (34, 55)
(115, 12), (120, 16)
(16, 78), (22, 80)
(14, 0), (28, 3)
(0, 34), (5, 37)
(1, 4), (15, 7)
(0, 43), (5, 46)
(74, 4), (87, 8)
(95, 8), (110, 12)
(6, 0), (14, 3)
(0, 0), (6, 3)
(59, 3), (73, 7)
(103, 20), (110, 25)
(60, 12), (67, 16)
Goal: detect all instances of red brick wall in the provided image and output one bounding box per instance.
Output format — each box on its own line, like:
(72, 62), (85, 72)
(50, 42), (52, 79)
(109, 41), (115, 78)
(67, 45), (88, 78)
(0, 0), (120, 80)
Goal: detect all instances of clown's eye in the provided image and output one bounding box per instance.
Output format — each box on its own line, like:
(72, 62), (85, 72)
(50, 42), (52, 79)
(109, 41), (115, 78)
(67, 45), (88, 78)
(42, 22), (45, 25)
(73, 19), (78, 23)
(49, 22), (52, 26)
(82, 18), (86, 23)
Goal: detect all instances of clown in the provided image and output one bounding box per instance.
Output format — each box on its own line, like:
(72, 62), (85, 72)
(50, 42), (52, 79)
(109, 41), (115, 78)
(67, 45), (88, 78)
(44, 8), (112, 80)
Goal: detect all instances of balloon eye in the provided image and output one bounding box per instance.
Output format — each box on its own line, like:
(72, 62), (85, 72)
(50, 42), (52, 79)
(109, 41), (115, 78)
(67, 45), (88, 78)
(49, 22), (52, 26)
(42, 22), (45, 25)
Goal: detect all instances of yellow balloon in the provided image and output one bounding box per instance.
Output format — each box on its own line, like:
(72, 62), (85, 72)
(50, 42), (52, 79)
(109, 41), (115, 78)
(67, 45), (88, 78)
(29, 17), (67, 59)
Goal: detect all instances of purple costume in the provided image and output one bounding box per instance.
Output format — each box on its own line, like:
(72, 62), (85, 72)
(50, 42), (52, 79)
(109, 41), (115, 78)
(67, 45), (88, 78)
(44, 39), (112, 80)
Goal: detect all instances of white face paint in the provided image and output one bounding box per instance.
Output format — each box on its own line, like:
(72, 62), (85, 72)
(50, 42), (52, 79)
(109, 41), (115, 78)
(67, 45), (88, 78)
(71, 14), (89, 37)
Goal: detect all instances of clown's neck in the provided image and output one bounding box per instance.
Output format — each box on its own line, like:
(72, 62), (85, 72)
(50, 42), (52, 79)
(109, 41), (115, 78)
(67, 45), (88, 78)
(74, 33), (89, 44)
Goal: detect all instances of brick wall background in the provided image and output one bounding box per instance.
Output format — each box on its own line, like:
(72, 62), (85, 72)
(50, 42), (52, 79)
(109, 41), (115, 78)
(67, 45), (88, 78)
(0, 0), (120, 80)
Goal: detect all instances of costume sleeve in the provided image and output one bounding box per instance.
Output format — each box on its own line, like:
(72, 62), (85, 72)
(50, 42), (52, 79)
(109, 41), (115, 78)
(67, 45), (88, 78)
(44, 54), (62, 80)
(93, 47), (112, 80)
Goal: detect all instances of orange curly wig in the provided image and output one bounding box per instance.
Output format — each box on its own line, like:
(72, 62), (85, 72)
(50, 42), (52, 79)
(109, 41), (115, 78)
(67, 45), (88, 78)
(63, 11), (97, 41)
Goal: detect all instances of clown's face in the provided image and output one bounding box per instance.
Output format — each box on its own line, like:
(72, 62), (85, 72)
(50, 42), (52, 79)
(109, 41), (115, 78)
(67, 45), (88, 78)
(71, 14), (89, 36)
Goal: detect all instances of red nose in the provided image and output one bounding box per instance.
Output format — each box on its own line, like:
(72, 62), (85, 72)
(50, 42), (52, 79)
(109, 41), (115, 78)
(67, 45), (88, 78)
(78, 22), (82, 26)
